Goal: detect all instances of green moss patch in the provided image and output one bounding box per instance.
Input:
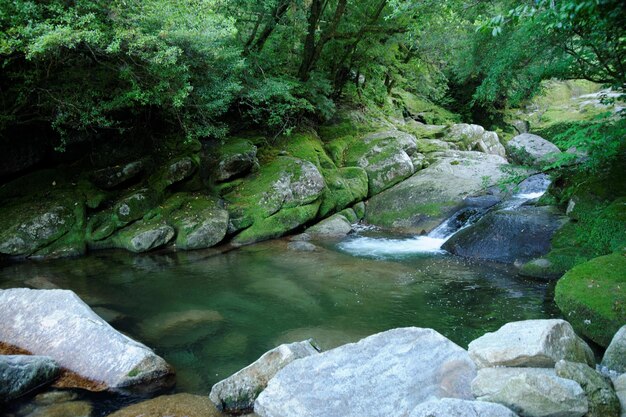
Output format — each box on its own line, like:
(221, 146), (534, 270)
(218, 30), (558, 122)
(555, 253), (626, 347)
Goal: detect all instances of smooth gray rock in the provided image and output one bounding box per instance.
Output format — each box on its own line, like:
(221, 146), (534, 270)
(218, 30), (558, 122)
(442, 206), (567, 264)
(306, 214), (352, 238)
(613, 373), (626, 417)
(363, 129), (419, 156)
(472, 368), (558, 399)
(512, 120), (530, 134)
(167, 195), (229, 250)
(507, 133), (561, 167)
(474, 369), (588, 417)
(0, 289), (172, 390)
(409, 398), (519, 417)
(468, 319), (594, 369)
(254, 327), (477, 417)
(555, 360), (620, 417)
(444, 124), (506, 157)
(112, 220), (175, 253)
(0, 355), (59, 402)
(366, 151), (512, 233)
(209, 340), (319, 414)
(602, 325), (626, 373)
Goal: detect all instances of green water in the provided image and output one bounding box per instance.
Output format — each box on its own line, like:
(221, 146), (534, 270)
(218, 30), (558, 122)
(0, 238), (559, 415)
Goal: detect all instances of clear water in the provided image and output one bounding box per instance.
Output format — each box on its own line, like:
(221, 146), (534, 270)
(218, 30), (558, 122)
(0, 238), (559, 415)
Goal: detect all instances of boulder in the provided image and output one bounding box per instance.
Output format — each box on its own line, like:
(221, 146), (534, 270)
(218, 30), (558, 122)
(345, 139), (415, 196)
(473, 369), (588, 417)
(512, 120), (531, 134)
(214, 139), (258, 182)
(365, 151), (511, 233)
(0, 194), (85, 258)
(106, 393), (224, 417)
(506, 134), (561, 167)
(471, 368), (557, 398)
(602, 325), (626, 373)
(409, 398), (519, 417)
(363, 130), (419, 156)
(0, 355), (59, 402)
(305, 213), (352, 238)
(555, 253), (626, 347)
(254, 327), (476, 417)
(0, 289), (172, 391)
(613, 374), (626, 417)
(444, 124), (507, 158)
(442, 206), (567, 264)
(163, 156), (197, 187)
(113, 189), (159, 224)
(209, 340), (319, 414)
(555, 360), (620, 417)
(166, 195), (229, 250)
(468, 319), (594, 369)
(91, 160), (145, 189)
(111, 219), (175, 253)
(225, 157), (325, 245)
(416, 139), (455, 153)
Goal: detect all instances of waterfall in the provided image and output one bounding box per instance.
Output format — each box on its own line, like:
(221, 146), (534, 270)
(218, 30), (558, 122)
(338, 174), (551, 258)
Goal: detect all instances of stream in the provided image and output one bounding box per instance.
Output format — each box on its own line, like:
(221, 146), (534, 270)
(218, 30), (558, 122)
(0, 175), (560, 416)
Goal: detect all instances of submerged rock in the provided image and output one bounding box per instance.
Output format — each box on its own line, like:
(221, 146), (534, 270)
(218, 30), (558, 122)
(474, 369), (588, 417)
(254, 327), (476, 417)
(468, 319), (594, 368)
(442, 206), (567, 264)
(141, 309), (223, 348)
(106, 393), (224, 417)
(602, 325), (626, 373)
(409, 398), (519, 417)
(366, 151), (511, 233)
(555, 253), (626, 347)
(555, 360), (620, 417)
(0, 289), (172, 391)
(0, 355), (59, 402)
(506, 133), (561, 167)
(209, 340), (319, 414)
(22, 400), (93, 417)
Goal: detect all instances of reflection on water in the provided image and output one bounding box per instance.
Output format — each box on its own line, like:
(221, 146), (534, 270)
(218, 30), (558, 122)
(0, 239), (559, 415)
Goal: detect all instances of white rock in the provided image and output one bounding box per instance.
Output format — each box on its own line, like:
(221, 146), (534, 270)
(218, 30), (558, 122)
(506, 133), (561, 167)
(474, 369), (588, 417)
(613, 373), (626, 417)
(209, 340), (319, 414)
(468, 319), (594, 368)
(254, 327), (476, 417)
(409, 398), (519, 417)
(0, 289), (172, 390)
(602, 325), (626, 374)
(471, 367), (557, 398)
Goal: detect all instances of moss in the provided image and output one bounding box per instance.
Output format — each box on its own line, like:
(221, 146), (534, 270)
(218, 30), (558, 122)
(318, 166), (368, 218)
(391, 89), (460, 125)
(399, 123), (447, 140)
(232, 201), (320, 246)
(555, 253), (626, 347)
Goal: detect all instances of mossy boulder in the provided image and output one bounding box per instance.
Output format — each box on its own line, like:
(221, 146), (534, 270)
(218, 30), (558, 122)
(443, 124), (506, 157)
(0, 172), (88, 258)
(110, 218), (175, 253)
(213, 138), (258, 182)
(343, 130), (416, 196)
(365, 151), (512, 233)
(164, 194), (229, 250)
(225, 155), (324, 245)
(555, 252), (626, 347)
(114, 188), (160, 224)
(391, 90), (460, 125)
(274, 133), (367, 217)
(91, 160), (146, 190)
(232, 201), (321, 246)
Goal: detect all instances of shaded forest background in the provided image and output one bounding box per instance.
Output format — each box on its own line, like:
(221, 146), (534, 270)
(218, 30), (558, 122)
(0, 0), (624, 171)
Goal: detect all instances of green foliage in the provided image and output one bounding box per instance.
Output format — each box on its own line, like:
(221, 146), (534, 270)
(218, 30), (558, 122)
(0, 0), (243, 143)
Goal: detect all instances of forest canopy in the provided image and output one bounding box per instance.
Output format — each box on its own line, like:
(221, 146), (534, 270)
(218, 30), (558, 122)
(0, 0), (624, 144)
